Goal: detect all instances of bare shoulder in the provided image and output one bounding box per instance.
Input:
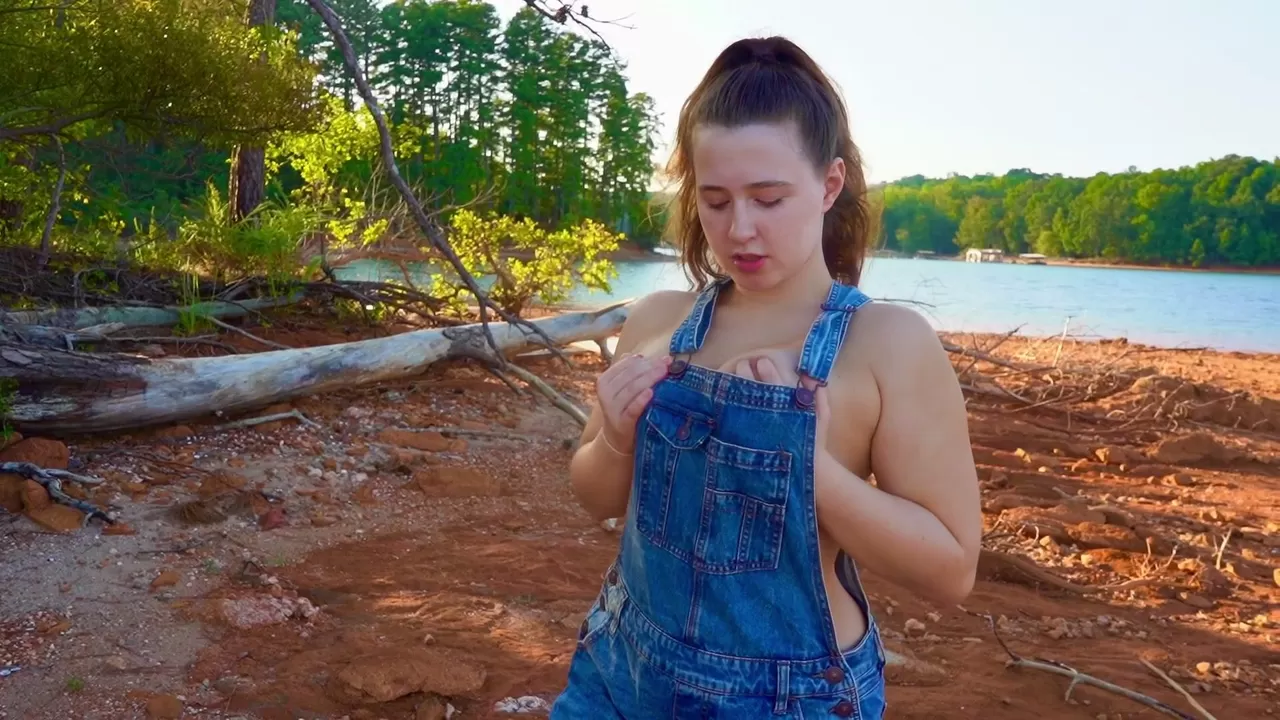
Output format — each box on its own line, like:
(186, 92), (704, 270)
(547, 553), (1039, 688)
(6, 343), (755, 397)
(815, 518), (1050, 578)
(848, 301), (952, 381)
(614, 289), (699, 356)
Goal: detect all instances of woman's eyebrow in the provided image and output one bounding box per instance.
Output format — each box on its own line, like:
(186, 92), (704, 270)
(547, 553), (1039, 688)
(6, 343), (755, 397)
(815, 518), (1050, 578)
(697, 180), (794, 191)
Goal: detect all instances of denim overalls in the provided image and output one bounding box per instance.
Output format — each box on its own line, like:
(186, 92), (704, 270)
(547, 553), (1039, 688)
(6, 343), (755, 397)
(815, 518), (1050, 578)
(551, 280), (887, 719)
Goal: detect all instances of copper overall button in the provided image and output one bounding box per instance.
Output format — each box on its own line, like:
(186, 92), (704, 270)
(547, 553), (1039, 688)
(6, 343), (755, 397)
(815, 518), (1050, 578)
(578, 619), (589, 639)
(823, 665), (845, 683)
(607, 567), (619, 585)
(831, 699), (855, 717)
(668, 358), (688, 375)
(795, 386), (816, 407)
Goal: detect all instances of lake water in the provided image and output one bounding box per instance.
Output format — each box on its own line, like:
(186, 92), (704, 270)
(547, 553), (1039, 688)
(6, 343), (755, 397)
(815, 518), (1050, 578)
(337, 257), (1280, 353)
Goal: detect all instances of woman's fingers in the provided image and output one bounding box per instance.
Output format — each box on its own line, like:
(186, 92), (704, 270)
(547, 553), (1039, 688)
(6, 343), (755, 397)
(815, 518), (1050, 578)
(754, 356), (782, 384)
(612, 357), (669, 408)
(621, 386), (654, 422)
(598, 353), (651, 396)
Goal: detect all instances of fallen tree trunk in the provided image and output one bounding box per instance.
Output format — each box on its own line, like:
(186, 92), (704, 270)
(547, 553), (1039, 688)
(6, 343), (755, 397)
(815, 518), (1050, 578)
(0, 293), (304, 330)
(2, 302), (630, 435)
(0, 322), (127, 349)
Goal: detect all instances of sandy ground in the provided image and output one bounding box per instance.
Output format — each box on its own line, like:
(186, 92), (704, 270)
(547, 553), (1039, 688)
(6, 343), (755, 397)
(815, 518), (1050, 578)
(0, 319), (1277, 720)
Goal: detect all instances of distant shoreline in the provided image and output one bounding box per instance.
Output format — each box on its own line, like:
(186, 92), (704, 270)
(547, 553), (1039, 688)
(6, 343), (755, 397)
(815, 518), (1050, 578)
(610, 245), (1280, 275)
(546, 296), (1280, 356)
(876, 252), (1280, 276)
(1039, 257), (1280, 276)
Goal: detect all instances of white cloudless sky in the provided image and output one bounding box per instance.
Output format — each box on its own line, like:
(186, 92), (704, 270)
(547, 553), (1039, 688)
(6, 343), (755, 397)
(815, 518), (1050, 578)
(484, 0), (1279, 184)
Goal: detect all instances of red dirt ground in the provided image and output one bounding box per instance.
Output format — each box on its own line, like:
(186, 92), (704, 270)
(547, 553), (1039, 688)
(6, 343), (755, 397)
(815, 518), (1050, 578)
(0, 318), (1277, 720)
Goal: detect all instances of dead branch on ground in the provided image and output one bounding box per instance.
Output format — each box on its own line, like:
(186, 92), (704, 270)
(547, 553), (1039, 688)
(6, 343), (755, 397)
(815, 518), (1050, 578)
(0, 461), (114, 525)
(968, 611), (1199, 720)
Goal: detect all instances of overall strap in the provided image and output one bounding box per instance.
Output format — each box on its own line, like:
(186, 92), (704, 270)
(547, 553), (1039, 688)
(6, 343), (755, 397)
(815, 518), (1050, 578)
(667, 279), (729, 356)
(792, 283), (872, 408)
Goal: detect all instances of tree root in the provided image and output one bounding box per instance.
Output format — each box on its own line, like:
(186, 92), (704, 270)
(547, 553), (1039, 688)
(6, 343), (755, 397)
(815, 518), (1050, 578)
(0, 461), (114, 525)
(977, 548), (1089, 594)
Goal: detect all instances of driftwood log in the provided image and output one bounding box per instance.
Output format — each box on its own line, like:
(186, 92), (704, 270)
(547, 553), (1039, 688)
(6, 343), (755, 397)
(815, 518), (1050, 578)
(1, 302), (630, 435)
(0, 294), (303, 330)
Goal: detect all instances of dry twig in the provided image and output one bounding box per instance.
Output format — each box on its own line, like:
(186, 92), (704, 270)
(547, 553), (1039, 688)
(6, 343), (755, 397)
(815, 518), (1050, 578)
(1140, 659), (1220, 720)
(502, 362), (589, 426)
(205, 316), (291, 351)
(969, 611), (1198, 720)
(214, 410), (320, 432)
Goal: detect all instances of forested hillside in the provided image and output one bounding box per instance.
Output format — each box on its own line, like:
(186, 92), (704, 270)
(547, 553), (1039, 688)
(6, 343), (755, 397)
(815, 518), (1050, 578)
(878, 157), (1280, 267)
(0, 0), (662, 290)
(2, 0), (1276, 278)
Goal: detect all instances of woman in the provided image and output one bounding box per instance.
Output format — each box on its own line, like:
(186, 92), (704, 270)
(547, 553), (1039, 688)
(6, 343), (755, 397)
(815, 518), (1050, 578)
(552, 35), (982, 719)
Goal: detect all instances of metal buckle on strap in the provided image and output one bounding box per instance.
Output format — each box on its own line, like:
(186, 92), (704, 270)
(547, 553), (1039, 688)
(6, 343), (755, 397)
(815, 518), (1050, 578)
(668, 353), (691, 377)
(793, 374), (824, 409)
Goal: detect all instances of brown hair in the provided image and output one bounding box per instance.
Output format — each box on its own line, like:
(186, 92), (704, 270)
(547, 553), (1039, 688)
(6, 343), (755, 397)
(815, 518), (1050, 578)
(664, 36), (874, 289)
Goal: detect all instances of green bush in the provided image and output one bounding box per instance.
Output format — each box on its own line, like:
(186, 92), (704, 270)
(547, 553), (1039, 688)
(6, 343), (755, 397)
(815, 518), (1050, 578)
(432, 209), (620, 317)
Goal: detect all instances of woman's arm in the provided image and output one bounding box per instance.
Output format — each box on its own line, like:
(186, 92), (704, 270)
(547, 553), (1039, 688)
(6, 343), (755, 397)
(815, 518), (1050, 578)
(814, 305), (982, 606)
(568, 291), (691, 521)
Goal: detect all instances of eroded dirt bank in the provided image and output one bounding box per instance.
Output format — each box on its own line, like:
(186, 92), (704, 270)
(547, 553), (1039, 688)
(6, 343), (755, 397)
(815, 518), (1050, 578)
(1, 327), (1278, 720)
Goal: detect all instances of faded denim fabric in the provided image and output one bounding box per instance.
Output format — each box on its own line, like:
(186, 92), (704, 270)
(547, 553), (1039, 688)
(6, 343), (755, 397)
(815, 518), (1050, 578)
(551, 281), (887, 719)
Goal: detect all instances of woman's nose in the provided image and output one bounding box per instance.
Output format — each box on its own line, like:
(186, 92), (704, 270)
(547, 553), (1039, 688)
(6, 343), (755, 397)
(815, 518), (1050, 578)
(728, 202), (756, 241)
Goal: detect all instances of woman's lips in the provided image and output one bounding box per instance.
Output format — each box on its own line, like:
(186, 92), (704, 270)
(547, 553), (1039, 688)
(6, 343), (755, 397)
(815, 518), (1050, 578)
(732, 253), (767, 272)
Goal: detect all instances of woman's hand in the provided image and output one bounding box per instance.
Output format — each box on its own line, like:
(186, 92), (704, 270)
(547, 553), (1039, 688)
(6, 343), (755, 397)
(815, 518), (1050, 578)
(594, 353), (671, 454)
(721, 348), (829, 449)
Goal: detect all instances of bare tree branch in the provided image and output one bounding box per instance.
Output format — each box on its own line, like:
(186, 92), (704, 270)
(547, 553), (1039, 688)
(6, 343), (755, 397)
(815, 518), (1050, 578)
(303, 0), (570, 367)
(0, 110), (104, 142)
(520, 0), (634, 47)
(37, 133), (66, 268)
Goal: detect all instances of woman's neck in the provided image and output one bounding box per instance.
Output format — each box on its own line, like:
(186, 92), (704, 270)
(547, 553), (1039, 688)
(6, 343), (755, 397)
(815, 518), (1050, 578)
(722, 256), (836, 314)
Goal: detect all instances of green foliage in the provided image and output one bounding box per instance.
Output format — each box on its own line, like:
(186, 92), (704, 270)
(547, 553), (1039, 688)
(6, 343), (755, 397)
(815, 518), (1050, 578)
(2, 1), (661, 297)
(278, 1), (661, 242)
(0, 378), (17, 444)
(431, 209), (620, 316)
(879, 157), (1280, 267)
(266, 94), (388, 251)
(0, 0), (320, 144)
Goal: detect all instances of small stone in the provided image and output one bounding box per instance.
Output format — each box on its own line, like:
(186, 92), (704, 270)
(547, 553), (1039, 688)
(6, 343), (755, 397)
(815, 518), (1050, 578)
(146, 694), (182, 719)
(1179, 592), (1214, 610)
(904, 618), (926, 637)
(150, 570), (180, 592)
(104, 656), (128, 670)
(926, 611), (941, 623)
(1195, 661), (1211, 674)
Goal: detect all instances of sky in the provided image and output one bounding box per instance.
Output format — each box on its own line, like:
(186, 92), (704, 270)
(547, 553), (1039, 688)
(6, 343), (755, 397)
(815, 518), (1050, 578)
(485, 0), (1280, 184)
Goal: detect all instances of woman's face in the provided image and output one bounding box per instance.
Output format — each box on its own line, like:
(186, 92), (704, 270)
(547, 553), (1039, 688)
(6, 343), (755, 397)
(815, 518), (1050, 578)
(691, 120), (844, 291)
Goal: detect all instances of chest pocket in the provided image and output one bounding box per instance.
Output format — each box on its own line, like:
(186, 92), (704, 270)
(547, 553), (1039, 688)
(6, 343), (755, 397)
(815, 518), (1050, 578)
(634, 399), (793, 575)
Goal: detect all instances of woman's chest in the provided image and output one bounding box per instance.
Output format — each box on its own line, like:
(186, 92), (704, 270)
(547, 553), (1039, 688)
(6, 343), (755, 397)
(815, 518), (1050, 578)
(635, 319), (881, 474)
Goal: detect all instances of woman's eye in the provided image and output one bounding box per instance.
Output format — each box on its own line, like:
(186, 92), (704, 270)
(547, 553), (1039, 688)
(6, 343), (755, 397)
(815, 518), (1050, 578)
(706, 200), (729, 210)
(757, 197), (783, 208)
